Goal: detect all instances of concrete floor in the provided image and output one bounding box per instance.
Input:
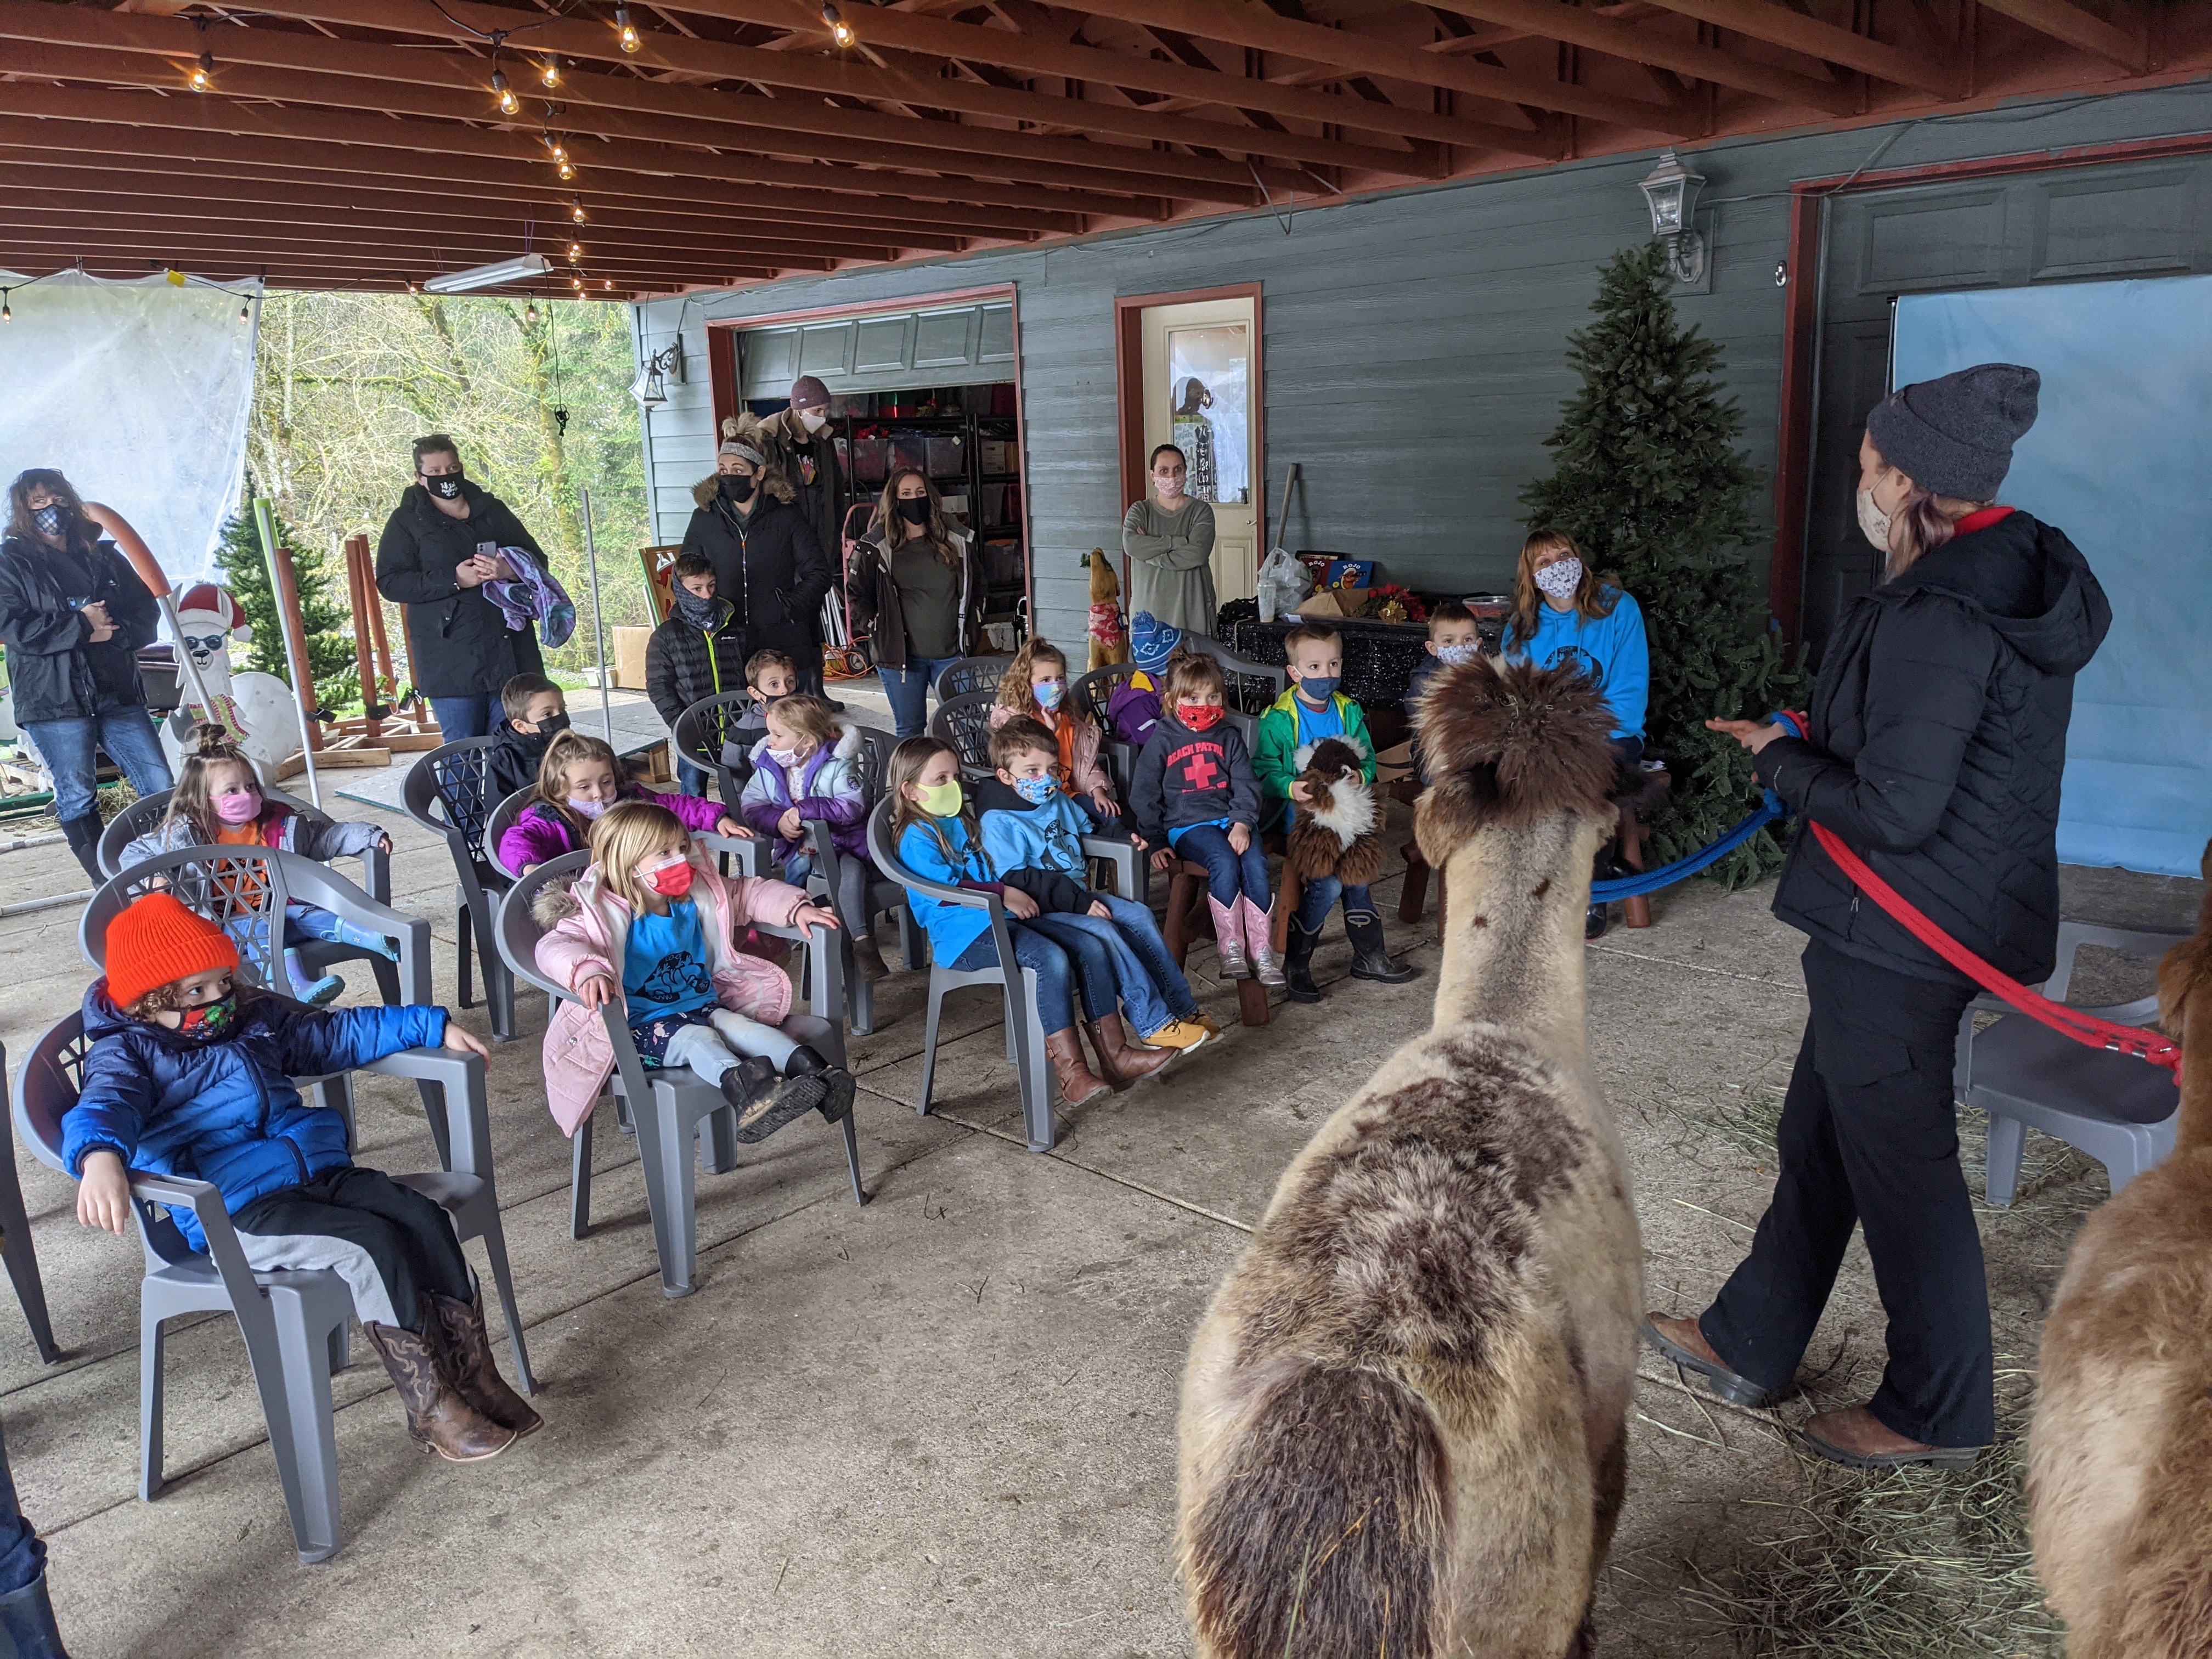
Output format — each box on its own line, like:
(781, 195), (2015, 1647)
(0, 707), (2198, 1657)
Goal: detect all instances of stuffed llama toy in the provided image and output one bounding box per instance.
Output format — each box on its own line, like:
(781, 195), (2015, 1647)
(1085, 549), (1128, 672)
(1269, 735), (1386, 952)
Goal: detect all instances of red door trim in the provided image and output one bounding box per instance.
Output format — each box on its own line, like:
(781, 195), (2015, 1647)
(1770, 130), (2212, 643)
(1112, 283), (1266, 599)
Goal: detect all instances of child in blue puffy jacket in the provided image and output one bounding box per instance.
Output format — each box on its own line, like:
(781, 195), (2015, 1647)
(975, 719), (1212, 1054)
(67, 893), (539, 1463)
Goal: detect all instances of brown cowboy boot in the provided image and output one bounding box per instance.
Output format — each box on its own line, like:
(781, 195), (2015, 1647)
(366, 1316), (516, 1463)
(1086, 1014), (1172, 1090)
(1043, 1026), (1112, 1105)
(430, 1290), (543, 1440)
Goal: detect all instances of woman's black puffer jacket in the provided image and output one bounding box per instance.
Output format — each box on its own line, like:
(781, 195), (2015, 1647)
(374, 481), (547, 699)
(0, 530), (161, 724)
(676, 477), (831, 673)
(1754, 509), (2111, 986)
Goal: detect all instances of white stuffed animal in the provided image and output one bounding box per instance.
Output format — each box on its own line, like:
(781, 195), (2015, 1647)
(160, 582), (301, 779)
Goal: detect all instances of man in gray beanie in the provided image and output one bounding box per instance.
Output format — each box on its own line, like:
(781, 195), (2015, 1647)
(1648, 359), (2112, 1474)
(751, 374), (848, 697)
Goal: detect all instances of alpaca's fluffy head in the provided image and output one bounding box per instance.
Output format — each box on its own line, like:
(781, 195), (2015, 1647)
(1412, 656), (1618, 864)
(2157, 836), (2212, 1043)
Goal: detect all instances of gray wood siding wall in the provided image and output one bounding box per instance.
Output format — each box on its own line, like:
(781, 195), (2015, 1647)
(635, 85), (2212, 652)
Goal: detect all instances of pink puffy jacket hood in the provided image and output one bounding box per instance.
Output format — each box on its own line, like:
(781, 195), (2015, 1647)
(532, 853), (810, 1135)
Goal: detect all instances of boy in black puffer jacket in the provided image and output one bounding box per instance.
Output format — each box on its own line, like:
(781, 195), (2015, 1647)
(648, 554), (752, 798)
(68, 895), (540, 1464)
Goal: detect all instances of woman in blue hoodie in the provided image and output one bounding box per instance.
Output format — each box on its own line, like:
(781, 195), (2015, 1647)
(1500, 529), (1650, 753)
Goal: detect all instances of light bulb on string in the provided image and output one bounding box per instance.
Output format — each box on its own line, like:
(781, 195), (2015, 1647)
(822, 3), (855, 48)
(540, 57), (562, 89)
(525, 301), (539, 323)
(569, 198), (588, 224)
(567, 242), (584, 263)
(602, 279), (613, 291)
(614, 6), (641, 53)
(239, 297), (251, 323)
(491, 69), (518, 117)
(1, 291), (12, 323)
(557, 157), (576, 180)
(189, 50), (213, 92)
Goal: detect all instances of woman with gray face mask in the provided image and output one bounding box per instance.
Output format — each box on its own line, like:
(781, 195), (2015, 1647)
(1647, 363), (2112, 1474)
(0, 467), (172, 880)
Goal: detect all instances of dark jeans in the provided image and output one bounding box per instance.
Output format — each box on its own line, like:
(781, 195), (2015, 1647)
(20, 706), (173, 822)
(232, 1167), (473, 1333)
(1294, 875), (1374, 932)
(676, 758), (708, 798)
(1173, 823), (1271, 909)
(0, 1415), (45, 1595)
(878, 655), (962, 740)
(1701, 940), (1988, 1446)
(428, 695), (503, 741)
(951, 919), (1077, 1035)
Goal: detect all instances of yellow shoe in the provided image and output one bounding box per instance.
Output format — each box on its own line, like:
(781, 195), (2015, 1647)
(1140, 1018), (1211, 1051)
(1191, 1010), (1228, 1038)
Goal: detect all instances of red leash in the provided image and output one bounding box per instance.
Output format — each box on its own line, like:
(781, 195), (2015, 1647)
(1807, 822), (2182, 1075)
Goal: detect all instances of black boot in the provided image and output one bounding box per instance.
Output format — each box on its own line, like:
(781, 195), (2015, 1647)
(1585, 903), (1611, 940)
(783, 1045), (857, 1125)
(0, 1572), (71, 1659)
(1344, 909), (1418, 984)
(58, 814), (103, 885)
(1282, 915), (1324, 1004)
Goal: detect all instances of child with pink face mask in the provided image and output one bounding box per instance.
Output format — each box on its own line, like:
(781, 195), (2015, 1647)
(119, 726), (398, 1005)
(497, 729), (746, 877)
(532, 799), (855, 1142)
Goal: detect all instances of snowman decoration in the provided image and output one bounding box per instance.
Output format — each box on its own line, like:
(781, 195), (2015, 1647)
(160, 582), (300, 778)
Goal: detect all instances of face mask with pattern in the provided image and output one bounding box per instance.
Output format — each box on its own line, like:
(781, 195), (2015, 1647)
(1014, 774), (1057, 806)
(177, 992), (240, 1043)
(1533, 557), (1583, 601)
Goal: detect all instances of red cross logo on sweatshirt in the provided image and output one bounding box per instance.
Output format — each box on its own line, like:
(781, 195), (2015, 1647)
(1180, 750), (1219, 791)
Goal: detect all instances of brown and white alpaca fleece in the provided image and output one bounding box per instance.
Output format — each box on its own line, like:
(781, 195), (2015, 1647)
(1269, 735), (1389, 951)
(2028, 837), (2212, 1659)
(1177, 657), (1644, 1659)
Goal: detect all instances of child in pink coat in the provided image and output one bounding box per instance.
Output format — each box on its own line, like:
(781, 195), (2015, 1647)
(532, 799), (852, 1143)
(499, 730), (748, 876)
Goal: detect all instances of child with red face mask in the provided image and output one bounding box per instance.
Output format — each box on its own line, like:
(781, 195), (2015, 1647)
(531, 799), (855, 1144)
(1127, 651), (1282, 987)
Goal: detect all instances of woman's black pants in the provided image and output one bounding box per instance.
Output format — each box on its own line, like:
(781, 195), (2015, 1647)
(1701, 939), (1991, 1447)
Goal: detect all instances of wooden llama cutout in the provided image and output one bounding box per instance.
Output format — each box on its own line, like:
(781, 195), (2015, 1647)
(2029, 837), (2211, 1658)
(1176, 656), (1644, 1659)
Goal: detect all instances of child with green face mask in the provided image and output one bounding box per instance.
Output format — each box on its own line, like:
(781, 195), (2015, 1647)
(887, 736), (1121, 1106)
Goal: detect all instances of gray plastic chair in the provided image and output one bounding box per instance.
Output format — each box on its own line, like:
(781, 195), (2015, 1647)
(14, 1008), (531, 1564)
(933, 656), (1014, 701)
(781, 723), (921, 1037)
(1187, 639), (1287, 715)
(481, 786), (540, 884)
(1072, 662), (1138, 797)
(1955, 920), (2187, 1206)
(0, 1043), (59, 1363)
(493, 849), (865, 1297)
(98, 784), (402, 1006)
(403, 738), (517, 1040)
(866, 798), (1070, 1153)
(671, 690), (759, 811)
(930, 690), (999, 777)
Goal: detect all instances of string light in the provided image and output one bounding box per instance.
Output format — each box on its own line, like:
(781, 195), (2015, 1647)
(238, 297), (251, 322)
(490, 69), (518, 116)
(614, 6), (640, 53)
(1, 291), (11, 323)
(558, 157), (576, 180)
(189, 50), (213, 92)
(822, 3), (855, 48)
(602, 279), (612, 290)
(569, 197), (588, 224)
(525, 301), (539, 322)
(539, 57), (562, 89)
(405, 278), (420, 294)
(567, 242), (584, 263)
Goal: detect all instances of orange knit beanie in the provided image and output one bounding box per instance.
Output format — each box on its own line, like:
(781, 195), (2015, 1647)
(105, 894), (239, 1008)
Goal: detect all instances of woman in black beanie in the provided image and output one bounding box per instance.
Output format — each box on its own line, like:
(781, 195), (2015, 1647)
(1646, 363), (2113, 1468)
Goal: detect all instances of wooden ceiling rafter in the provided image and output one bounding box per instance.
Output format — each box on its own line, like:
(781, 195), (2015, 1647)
(1976, 0), (2150, 74)
(1639, 0), (1968, 97)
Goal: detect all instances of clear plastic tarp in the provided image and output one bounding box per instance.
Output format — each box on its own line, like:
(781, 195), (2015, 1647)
(0, 268), (261, 585)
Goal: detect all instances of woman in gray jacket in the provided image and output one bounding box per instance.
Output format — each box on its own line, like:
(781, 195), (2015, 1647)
(847, 467), (979, 738)
(1121, 443), (1216, 636)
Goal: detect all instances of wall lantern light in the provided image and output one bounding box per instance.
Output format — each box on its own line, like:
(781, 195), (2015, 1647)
(630, 336), (686, 408)
(1637, 148), (1707, 284)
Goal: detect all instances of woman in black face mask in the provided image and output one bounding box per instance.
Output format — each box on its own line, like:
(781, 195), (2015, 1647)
(0, 467), (173, 879)
(373, 433), (549, 739)
(676, 426), (833, 709)
(846, 464), (981, 739)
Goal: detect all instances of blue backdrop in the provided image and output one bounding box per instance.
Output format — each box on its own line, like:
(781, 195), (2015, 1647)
(1894, 276), (2212, 877)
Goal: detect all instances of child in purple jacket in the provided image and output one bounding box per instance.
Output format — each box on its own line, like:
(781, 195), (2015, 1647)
(1108, 611), (1183, 749)
(497, 731), (745, 876)
(736, 693), (884, 980)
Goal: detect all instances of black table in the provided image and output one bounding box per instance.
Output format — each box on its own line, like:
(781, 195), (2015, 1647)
(1224, 612), (1505, 711)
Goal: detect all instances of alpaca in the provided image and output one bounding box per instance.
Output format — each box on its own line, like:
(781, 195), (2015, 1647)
(2028, 838), (2212, 1659)
(1176, 657), (1644, 1659)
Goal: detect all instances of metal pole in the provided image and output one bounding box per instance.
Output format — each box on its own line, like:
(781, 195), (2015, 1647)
(581, 486), (613, 742)
(251, 496), (323, 809)
(155, 591), (219, 718)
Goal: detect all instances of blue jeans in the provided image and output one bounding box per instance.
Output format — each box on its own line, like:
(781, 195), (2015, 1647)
(0, 1414), (46, 1595)
(1295, 876), (1375, 932)
(951, 919), (1076, 1035)
(21, 706), (174, 821)
(1035, 898), (1196, 1038)
(879, 654), (963, 740)
(1172, 823), (1271, 909)
(676, 757), (708, 798)
(428, 694), (503, 741)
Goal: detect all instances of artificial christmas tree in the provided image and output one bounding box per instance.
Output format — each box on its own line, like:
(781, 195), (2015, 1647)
(212, 490), (359, 716)
(1520, 241), (1800, 883)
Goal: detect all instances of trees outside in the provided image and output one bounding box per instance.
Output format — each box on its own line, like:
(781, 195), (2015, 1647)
(212, 492), (358, 714)
(248, 292), (651, 696)
(1520, 241), (1801, 883)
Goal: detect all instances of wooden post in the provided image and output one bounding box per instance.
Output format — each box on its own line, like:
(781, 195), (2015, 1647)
(342, 534), (385, 736)
(267, 540), (325, 753)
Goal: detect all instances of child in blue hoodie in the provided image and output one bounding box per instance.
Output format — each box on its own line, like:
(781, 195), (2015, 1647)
(67, 893), (538, 1464)
(977, 718), (1213, 1054)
